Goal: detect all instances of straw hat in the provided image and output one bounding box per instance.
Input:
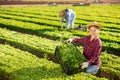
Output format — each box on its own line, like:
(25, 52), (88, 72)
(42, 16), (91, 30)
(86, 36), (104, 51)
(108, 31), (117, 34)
(86, 22), (102, 30)
(59, 10), (66, 18)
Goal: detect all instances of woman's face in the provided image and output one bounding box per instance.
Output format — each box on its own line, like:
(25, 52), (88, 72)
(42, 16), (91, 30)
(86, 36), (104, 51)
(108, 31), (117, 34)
(89, 26), (99, 36)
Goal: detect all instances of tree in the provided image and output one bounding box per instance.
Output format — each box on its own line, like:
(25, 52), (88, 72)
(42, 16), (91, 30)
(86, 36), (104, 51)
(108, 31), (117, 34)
(94, 0), (101, 3)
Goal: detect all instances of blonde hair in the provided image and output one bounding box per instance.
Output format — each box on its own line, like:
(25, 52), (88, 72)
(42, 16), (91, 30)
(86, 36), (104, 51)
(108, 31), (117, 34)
(59, 10), (66, 18)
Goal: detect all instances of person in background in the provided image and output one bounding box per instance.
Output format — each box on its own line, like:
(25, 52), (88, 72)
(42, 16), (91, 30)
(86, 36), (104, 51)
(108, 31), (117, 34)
(59, 9), (76, 29)
(67, 22), (102, 74)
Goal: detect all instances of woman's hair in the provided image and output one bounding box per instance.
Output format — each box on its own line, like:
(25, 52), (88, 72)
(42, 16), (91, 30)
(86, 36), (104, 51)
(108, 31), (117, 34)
(89, 26), (99, 30)
(59, 10), (66, 17)
(64, 9), (69, 12)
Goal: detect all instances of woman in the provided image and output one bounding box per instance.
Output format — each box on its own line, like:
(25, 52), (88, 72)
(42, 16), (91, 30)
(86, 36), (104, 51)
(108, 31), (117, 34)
(59, 9), (76, 29)
(67, 22), (102, 74)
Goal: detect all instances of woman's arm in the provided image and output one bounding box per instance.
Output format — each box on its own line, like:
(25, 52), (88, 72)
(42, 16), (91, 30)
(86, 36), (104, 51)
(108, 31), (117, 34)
(72, 36), (88, 44)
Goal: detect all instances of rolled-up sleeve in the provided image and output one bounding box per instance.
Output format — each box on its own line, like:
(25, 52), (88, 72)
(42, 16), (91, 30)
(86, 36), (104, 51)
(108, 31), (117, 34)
(72, 36), (87, 44)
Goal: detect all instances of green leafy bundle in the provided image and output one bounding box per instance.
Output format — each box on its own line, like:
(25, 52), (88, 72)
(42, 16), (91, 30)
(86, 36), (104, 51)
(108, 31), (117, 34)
(57, 43), (86, 74)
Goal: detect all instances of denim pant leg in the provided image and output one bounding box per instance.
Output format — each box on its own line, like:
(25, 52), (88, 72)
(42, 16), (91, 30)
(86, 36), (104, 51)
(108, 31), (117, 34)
(66, 20), (70, 29)
(70, 18), (75, 29)
(86, 65), (99, 74)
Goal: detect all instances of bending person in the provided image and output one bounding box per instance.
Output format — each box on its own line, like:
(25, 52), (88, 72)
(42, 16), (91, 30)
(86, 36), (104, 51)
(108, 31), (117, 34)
(59, 9), (76, 29)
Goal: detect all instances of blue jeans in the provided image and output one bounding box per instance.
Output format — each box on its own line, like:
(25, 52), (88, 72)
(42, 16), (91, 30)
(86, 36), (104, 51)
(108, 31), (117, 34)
(66, 17), (75, 29)
(86, 65), (99, 74)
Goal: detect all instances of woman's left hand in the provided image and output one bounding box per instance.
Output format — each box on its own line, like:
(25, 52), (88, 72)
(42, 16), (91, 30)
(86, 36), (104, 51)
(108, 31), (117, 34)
(81, 62), (89, 69)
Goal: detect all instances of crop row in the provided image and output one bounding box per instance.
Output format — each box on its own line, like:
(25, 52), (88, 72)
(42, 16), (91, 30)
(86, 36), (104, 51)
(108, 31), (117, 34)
(0, 10), (120, 32)
(0, 44), (108, 80)
(0, 5), (120, 80)
(0, 10), (119, 40)
(0, 10), (120, 38)
(0, 6), (119, 33)
(0, 5), (120, 24)
(0, 28), (61, 55)
(0, 8), (120, 30)
(0, 17), (120, 55)
(0, 28), (120, 80)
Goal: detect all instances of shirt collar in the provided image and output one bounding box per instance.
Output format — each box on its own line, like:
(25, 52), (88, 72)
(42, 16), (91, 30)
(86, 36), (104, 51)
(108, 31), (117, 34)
(88, 35), (99, 41)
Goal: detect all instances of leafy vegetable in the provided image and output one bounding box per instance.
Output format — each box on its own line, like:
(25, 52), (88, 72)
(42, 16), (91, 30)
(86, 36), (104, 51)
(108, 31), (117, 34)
(57, 43), (86, 74)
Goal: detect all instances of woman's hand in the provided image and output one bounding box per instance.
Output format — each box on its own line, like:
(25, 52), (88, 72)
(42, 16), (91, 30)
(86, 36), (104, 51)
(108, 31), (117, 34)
(66, 38), (73, 43)
(81, 62), (89, 69)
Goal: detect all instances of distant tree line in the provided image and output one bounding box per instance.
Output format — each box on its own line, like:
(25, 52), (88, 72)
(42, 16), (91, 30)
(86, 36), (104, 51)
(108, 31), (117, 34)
(0, 0), (22, 1)
(94, 0), (101, 3)
(0, 0), (102, 3)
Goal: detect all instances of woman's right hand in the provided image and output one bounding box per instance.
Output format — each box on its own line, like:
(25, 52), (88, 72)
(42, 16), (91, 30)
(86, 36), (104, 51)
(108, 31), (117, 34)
(66, 38), (73, 43)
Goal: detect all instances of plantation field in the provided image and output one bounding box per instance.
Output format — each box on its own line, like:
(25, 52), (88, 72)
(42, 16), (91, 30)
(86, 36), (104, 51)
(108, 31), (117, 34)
(0, 5), (120, 80)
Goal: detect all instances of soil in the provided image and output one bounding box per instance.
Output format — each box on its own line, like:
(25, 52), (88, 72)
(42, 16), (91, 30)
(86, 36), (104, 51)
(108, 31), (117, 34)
(0, 75), (9, 80)
(98, 70), (120, 80)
